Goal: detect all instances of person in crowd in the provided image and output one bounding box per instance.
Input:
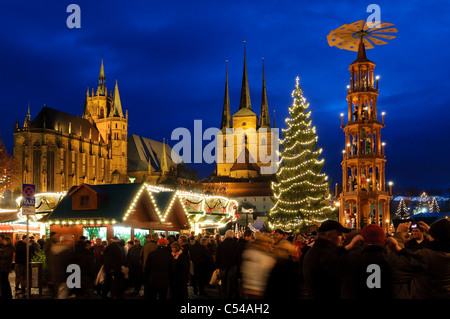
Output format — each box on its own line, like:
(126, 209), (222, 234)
(237, 230), (254, 267)
(240, 234), (276, 298)
(301, 220), (356, 299)
(387, 219), (450, 298)
(265, 238), (300, 299)
(0, 237), (15, 299)
(90, 237), (105, 295)
(215, 230), (240, 299)
(102, 237), (127, 299)
(69, 239), (96, 298)
(190, 236), (213, 296)
(170, 242), (190, 299)
(404, 222), (431, 251)
(292, 233), (304, 262)
(178, 235), (191, 260)
(127, 238), (143, 295)
(48, 234), (75, 299)
(273, 229), (287, 245)
(37, 235), (46, 250)
(141, 233), (159, 270)
(144, 238), (173, 299)
(14, 235), (29, 295)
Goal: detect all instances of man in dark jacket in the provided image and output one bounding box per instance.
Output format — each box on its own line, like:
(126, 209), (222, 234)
(405, 225), (430, 251)
(69, 239), (96, 298)
(190, 237), (214, 296)
(302, 220), (354, 299)
(215, 230), (239, 299)
(127, 238), (143, 294)
(0, 237), (15, 299)
(144, 238), (173, 299)
(102, 237), (126, 299)
(14, 235), (29, 294)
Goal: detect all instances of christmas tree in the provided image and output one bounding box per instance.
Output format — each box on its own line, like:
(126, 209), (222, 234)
(268, 77), (333, 231)
(396, 198), (410, 219)
(429, 197), (440, 213)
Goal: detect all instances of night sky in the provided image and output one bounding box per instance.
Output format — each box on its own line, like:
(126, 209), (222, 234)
(1, 1), (449, 192)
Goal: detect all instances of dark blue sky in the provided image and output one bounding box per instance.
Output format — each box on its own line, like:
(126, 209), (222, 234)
(1, 1), (449, 192)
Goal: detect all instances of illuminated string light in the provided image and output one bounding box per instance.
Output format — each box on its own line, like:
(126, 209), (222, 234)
(269, 77), (334, 231)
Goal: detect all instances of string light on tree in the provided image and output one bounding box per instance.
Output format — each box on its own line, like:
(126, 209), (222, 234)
(268, 76), (334, 231)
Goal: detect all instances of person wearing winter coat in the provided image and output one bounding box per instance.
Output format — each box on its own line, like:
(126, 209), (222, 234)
(170, 242), (190, 299)
(69, 239), (96, 298)
(389, 219), (450, 299)
(240, 234), (276, 298)
(215, 230), (240, 299)
(127, 238), (143, 294)
(102, 237), (127, 299)
(0, 237), (14, 299)
(144, 238), (173, 299)
(141, 233), (159, 270)
(189, 237), (214, 296)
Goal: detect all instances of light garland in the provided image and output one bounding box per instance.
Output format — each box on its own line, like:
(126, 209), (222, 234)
(269, 76), (333, 231)
(49, 183), (238, 231)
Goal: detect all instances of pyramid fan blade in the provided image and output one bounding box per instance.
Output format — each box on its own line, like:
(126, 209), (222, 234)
(364, 21), (382, 30)
(351, 20), (366, 31)
(369, 33), (396, 40)
(369, 22), (395, 30)
(371, 28), (398, 34)
(367, 36), (388, 45)
(362, 38), (375, 49)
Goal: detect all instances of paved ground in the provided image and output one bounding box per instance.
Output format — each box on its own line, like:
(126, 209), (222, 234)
(6, 271), (221, 299)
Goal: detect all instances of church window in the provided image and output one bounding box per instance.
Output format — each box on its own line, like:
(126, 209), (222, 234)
(100, 108), (104, 118)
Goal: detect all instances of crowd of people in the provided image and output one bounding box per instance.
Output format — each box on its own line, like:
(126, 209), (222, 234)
(0, 217), (449, 299)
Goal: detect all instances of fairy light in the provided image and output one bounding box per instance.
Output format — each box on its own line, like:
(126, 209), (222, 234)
(269, 76), (334, 231)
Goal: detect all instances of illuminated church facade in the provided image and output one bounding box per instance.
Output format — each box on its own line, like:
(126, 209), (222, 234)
(13, 61), (176, 193)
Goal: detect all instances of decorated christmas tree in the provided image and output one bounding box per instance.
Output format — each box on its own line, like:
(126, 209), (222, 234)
(268, 77), (333, 231)
(396, 198), (410, 219)
(429, 197), (440, 213)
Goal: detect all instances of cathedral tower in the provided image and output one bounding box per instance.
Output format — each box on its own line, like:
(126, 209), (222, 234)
(83, 61), (128, 182)
(216, 43), (274, 179)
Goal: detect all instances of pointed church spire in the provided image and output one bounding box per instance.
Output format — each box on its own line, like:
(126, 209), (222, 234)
(97, 59), (106, 96)
(160, 138), (169, 175)
(259, 57), (271, 128)
(220, 60), (232, 130)
(239, 41), (251, 110)
(109, 80), (124, 117)
(24, 102), (31, 128)
(273, 109), (276, 128)
(83, 87), (90, 119)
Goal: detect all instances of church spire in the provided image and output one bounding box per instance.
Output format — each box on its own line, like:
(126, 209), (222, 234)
(109, 80), (124, 117)
(97, 59), (106, 96)
(220, 60), (231, 130)
(83, 87), (90, 119)
(259, 57), (271, 128)
(239, 41), (251, 110)
(160, 138), (169, 175)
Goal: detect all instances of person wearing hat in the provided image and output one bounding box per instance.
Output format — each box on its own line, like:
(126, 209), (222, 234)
(101, 237), (127, 299)
(141, 233), (159, 271)
(144, 237), (173, 299)
(387, 219), (450, 298)
(301, 220), (360, 299)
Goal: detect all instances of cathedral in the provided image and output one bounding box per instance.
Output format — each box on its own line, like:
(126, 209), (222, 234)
(13, 61), (176, 193)
(215, 44), (276, 180)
